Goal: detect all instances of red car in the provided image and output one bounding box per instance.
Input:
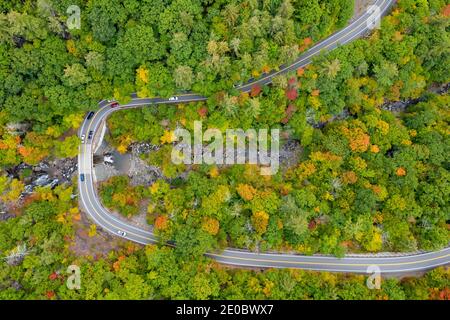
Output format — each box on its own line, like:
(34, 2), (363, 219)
(110, 102), (119, 108)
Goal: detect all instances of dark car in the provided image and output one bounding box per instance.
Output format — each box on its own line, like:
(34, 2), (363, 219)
(167, 240), (176, 247)
(88, 130), (93, 140)
(80, 174), (85, 182)
(86, 111), (95, 120)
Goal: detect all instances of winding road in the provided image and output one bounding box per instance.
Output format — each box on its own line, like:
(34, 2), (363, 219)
(78, 0), (450, 273)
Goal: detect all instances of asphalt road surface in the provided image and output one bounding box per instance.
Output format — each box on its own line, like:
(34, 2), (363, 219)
(78, 0), (449, 273)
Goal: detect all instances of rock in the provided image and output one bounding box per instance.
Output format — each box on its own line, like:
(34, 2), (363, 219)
(17, 163), (32, 171)
(39, 162), (49, 170)
(10, 156), (78, 198)
(382, 100), (409, 112)
(34, 174), (50, 186)
(0, 211), (14, 221)
(24, 185), (34, 194)
(129, 150), (164, 187)
(382, 84), (449, 112)
(47, 179), (59, 189)
(5, 244), (27, 266)
(6, 122), (30, 134)
(130, 142), (160, 155)
(279, 140), (302, 169)
(11, 281), (22, 291)
(6, 255), (25, 266)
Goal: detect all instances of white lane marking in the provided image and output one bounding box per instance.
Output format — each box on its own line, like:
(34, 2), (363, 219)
(73, 0), (450, 271)
(238, 0), (389, 89)
(207, 260), (450, 273)
(80, 179), (158, 242)
(78, 0), (392, 247)
(219, 247), (450, 261)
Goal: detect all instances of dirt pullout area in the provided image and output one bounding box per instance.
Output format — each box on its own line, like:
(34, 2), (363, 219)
(353, 0), (378, 20)
(69, 208), (139, 258)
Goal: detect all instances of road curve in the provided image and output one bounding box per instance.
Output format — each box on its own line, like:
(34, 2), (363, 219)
(78, 0), (450, 273)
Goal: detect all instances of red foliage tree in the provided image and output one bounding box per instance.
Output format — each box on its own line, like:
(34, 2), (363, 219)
(308, 219), (317, 230)
(286, 88), (298, 101)
(281, 104), (297, 124)
(288, 77), (297, 86)
(49, 272), (58, 281)
(250, 84), (262, 97)
(197, 106), (208, 118)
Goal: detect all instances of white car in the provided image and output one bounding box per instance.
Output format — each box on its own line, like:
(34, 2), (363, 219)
(117, 230), (127, 237)
(80, 134), (85, 143)
(169, 96), (178, 101)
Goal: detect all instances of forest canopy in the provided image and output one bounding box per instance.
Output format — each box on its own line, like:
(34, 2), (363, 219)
(101, 1), (450, 256)
(0, 0), (354, 129)
(0, 0), (449, 301)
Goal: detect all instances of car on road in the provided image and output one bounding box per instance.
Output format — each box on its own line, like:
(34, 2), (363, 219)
(88, 130), (93, 140)
(80, 134), (85, 143)
(80, 174), (85, 182)
(117, 230), (127, 237)
(107, 99), (119, 107)
(86, 111), (95, 120)
(169, 96), (178, 101)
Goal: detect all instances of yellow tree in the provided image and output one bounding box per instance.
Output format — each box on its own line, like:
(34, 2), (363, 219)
(251, 211), (269, 234)
(202, 217), (220, 235)
(236, 184), (256, 201)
